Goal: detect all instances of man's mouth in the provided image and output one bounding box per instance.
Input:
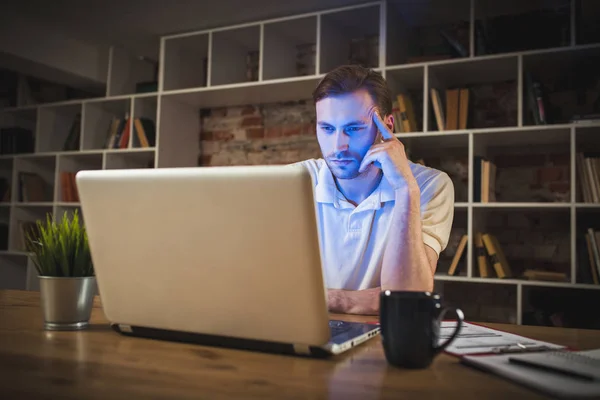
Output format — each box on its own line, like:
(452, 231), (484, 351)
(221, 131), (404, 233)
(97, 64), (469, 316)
(330, 159), (353, 165)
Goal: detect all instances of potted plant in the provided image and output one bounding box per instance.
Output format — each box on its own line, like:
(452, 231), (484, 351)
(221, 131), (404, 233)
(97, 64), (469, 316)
(25, 209), (95, 331)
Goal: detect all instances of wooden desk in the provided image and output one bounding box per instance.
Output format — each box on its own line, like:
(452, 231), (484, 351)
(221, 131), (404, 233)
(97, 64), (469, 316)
(1, 289), (599, 399)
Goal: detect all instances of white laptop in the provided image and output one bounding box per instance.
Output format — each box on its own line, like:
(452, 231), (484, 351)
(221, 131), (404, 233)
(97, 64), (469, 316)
(75, 164), (379, 357)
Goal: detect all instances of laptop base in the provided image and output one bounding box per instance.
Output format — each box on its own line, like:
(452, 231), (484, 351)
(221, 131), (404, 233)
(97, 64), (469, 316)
(111, 321), (379, 358)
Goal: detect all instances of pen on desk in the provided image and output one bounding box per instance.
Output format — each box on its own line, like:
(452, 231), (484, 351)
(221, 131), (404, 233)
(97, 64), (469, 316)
(493, 345), (553, 354)
(440, 333), (501, 339)
(455, 342), (536, 349)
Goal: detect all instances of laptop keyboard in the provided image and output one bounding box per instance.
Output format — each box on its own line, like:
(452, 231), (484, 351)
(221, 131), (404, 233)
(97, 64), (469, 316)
(329, 320), (353, 337)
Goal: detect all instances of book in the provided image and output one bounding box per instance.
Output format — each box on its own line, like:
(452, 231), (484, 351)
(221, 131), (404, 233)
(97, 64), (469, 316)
(482, 233), (512, 279)
(447, 234), (468, 276)
(430, 88), (445, 131)
(475, 232), (490, 278)
(458, 88), (469, 129)
(396, 93), (417, 132)
(445, 88), (460, 130)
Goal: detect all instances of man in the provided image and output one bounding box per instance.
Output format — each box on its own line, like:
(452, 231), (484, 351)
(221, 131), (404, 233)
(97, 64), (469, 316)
(296, 65), (455, 315)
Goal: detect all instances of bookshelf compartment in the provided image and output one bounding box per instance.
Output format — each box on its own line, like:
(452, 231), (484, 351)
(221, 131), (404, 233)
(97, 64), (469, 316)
(522, 45), (600, 126)
(37, 104), (82, 153)
(473, 207), (571, 282)
(473, 128), (571, 203)
(575, 208), (600, 285)
(474, 0), (571, 56)
(131, 96), (157, 149)
(157, 96), (199, 168)
(575, 126), (600, 203)
(0, 253), (29, 290)
(576, 0), (600, 45)
(57, 153), (102, 203)
(210, 25), (261, 86)
(522, 286), (600, 329)
(0, 206), (9, 250)
(402, 133), (469, 203)
(428, 56), (519, 131)
(163, 76), (320, 109)
(82, 98), (132, 151)
(108, 46), (157, 96)
(386, 66), (425, 133)
(10, 205), (53, 252)
(0, 158), (12, 203)
(163, 33), (209, 91)
(433, 280), (518, 324)
(319, 4), (380, 74)
(437, 208), (468, 277)
(386, 0), (470, 67)
(13, 156), (56, 204)
(262, 16), (317, 80)
(105, 150), (155, 169)
(0, 109), (36, 156)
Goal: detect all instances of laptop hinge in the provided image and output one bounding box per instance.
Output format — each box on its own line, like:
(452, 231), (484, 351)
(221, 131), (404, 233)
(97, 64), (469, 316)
(293, 343), (311, 355)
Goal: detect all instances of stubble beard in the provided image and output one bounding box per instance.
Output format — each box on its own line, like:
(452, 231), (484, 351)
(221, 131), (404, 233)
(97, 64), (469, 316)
(325, 158), (361, 180)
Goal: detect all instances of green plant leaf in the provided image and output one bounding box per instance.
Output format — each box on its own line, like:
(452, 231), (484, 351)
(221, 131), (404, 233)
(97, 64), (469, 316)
(25, 209), (94, 277)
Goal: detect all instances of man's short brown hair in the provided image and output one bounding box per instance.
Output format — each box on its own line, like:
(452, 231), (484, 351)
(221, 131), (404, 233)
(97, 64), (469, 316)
(312, 65), (393, 117)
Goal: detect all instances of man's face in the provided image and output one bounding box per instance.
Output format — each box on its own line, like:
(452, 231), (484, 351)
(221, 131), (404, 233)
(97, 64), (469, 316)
(315, 89), (380, 180)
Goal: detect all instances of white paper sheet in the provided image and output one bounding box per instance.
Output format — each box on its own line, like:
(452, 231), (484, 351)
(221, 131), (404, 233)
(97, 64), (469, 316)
(439, 321), (566, 356)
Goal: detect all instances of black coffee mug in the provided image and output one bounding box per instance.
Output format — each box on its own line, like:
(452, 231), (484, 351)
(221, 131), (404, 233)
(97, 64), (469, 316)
(380, 290), (464, 369)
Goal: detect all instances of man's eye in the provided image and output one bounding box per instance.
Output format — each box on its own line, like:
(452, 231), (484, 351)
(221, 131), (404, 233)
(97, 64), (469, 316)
(322, 126), (334, 132)
(346, 127), (363, 132)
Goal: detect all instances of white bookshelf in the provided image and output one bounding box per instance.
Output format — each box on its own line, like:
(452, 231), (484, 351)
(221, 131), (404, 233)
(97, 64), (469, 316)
(1, 0), (599, 328)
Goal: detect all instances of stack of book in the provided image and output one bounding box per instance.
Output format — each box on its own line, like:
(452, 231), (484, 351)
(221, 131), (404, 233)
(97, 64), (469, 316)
(392, 93), (418, 133)
(447, 232), (512, 279)
(430, 87), (469, 131)
(104, 115), (156, 149)
(17, 172), (50, 202)
(580, 228), (600, 285)
(0, 127), (34, 154)
(447, 232), (570, 282)
(576, 152), (600, 203)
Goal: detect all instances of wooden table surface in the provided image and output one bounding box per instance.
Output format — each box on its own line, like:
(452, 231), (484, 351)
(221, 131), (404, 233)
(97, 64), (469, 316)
(1, 289), (600, 399)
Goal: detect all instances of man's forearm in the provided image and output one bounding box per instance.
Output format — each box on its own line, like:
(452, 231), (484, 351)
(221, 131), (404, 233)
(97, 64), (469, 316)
(381, 182), (434, 292)
(327, 287), (380, 315)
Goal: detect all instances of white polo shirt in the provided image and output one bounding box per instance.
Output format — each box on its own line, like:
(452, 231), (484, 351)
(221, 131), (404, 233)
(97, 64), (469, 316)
(295, 158), (455, 290)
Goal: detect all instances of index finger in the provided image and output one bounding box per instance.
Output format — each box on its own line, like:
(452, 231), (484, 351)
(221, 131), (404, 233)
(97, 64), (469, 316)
(372, 111), (394, 141)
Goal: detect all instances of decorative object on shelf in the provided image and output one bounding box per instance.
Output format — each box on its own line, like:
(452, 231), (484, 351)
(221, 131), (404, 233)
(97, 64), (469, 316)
(25, 209), (95, 331)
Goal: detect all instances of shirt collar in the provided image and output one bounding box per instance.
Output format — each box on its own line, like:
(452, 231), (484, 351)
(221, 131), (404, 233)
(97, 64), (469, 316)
(314, 160), (396, 210)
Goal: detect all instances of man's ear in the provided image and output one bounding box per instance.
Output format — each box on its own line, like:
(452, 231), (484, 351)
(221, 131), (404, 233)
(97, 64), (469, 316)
(385, 114), (394, 132)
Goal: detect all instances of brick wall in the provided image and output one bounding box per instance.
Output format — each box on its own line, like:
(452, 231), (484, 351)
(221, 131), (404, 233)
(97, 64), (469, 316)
(198, 100), (321, 166)
(435, 281), (518, 324)
(493, 151), (571, 203)
(477, 208), (571, 276)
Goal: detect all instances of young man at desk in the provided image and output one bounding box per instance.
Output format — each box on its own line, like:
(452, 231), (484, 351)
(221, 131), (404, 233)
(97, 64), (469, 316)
(296, 65), (455, 315)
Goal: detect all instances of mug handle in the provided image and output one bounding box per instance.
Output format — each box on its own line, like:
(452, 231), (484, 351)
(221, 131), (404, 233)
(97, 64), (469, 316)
(434, 307), (464, 354)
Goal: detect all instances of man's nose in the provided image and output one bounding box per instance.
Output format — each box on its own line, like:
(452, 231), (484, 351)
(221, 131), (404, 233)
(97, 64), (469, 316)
(333, 131), (349, 152)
